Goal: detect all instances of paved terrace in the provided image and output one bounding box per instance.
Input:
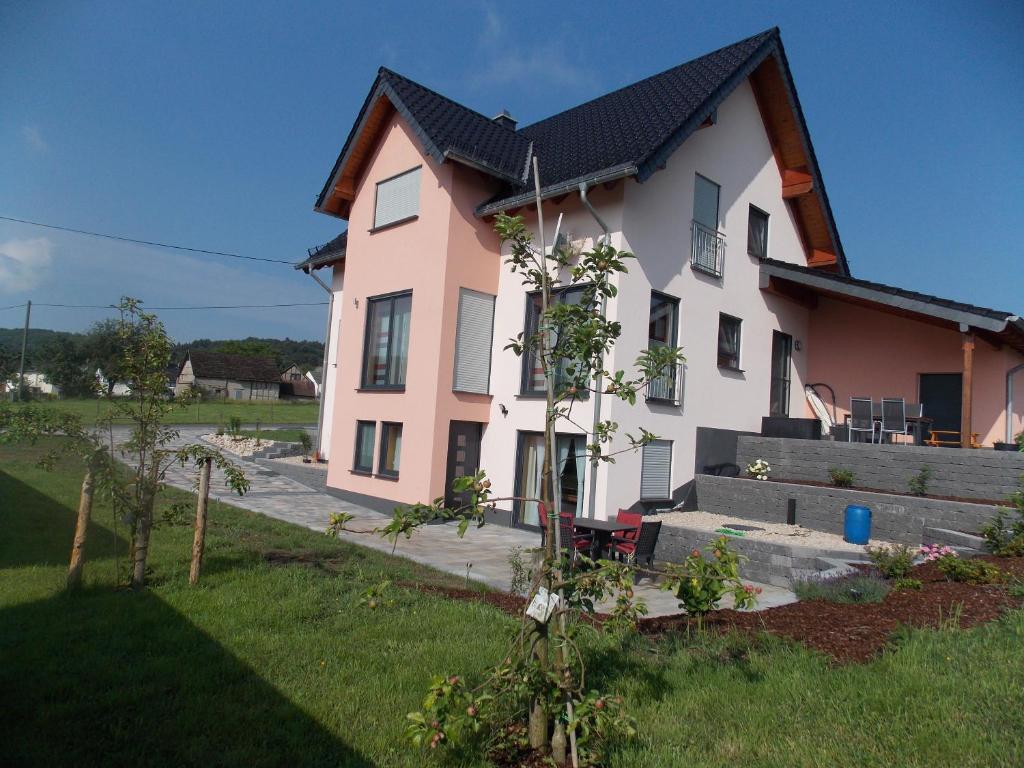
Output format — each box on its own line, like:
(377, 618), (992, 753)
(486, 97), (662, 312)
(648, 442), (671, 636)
(131, 427), (795, 618)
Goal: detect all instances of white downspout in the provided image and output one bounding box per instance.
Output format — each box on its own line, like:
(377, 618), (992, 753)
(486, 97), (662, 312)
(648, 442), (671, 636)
(578, 182), (611, 519)
(1007, 362), (1024, 444)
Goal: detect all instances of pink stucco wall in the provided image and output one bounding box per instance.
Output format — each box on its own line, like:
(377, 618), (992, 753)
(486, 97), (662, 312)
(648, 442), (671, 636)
(324, 112), (500, 504)
(807, 296), (1024, 446)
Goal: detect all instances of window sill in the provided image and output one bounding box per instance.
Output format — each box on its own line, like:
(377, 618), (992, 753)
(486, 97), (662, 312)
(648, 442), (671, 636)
(375, 473), (400, 482)
(718, 365), (745, 374)
(369, 215), (418, 234)
(350, 469), (373, 477)
(356, 387), (406, 393)
(646, 396), (680, 406)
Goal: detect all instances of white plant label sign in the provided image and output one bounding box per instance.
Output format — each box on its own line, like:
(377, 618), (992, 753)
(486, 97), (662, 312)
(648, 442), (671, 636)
(526, 586), (560, 624)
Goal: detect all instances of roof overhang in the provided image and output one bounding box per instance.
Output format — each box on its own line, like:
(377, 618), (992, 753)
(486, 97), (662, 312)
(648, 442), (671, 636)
(760, 259), (1024, 353)
(295, 232), (347, 273)
(475, 163), (638, 218)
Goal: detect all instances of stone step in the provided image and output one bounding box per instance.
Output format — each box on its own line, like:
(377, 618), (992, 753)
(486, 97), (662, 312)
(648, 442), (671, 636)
(923, 527), (986, 551)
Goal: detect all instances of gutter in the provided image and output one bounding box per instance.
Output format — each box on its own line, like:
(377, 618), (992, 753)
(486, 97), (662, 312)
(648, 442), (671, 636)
(477, 163), (637, 218)
(578, 181), (611, 519)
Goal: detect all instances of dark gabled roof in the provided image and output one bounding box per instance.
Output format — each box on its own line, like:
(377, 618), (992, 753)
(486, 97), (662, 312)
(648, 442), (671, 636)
(281, 379), (317, 398)
(761, 258), (1024, 350)
(184, 351), (281, 383)
(515, 29), (774, 194)
(315, 69), (532, 211)
(315, 27), (849, 275)
(295, 231), (347, 272)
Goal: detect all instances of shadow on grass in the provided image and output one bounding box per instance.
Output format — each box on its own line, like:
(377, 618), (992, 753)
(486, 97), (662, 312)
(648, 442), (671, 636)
(0, 467), (126, 570)
(0, 587), (375, 767)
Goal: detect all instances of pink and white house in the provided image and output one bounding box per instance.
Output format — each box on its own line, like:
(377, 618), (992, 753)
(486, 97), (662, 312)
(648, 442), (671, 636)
(296, 28), (1024, 527)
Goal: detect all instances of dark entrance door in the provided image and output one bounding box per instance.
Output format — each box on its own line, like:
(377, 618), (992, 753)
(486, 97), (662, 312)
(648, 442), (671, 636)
(769, 331), (793, 417)
(919, 373), (962, 438)
(445, 421), (483, 509)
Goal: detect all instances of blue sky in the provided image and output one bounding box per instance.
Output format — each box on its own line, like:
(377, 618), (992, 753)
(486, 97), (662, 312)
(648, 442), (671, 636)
(1, 0), (1021, 343)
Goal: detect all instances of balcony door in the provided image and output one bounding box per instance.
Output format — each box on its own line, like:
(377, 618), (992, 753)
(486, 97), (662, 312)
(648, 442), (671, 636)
(693, 174), (720, 231)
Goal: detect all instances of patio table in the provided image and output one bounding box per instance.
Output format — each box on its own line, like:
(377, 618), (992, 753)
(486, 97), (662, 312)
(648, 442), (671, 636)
(571, 518), (638, 560)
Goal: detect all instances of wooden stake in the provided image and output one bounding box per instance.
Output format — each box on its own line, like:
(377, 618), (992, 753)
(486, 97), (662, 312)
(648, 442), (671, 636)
(66, 462), (95, 590)
(189, 457), (213, 585)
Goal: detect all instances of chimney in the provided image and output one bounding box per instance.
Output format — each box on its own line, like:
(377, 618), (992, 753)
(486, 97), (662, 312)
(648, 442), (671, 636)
(492, 109), (517, 130)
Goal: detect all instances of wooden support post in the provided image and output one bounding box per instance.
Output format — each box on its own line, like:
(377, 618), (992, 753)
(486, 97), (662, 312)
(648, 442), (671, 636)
(189, 457), (213, 586)
(67, 462), (95, 590)
(961, 330), (975, 448)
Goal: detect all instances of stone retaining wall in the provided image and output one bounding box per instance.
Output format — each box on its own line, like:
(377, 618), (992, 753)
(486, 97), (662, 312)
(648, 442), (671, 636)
(658, 523), (859, 588)
(694, 474), (1002, 544)
(737, 436), (1024, 501)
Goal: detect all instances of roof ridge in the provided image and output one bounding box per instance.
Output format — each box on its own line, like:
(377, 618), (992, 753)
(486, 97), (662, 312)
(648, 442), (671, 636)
(516, 27), (777, 133)
(377, 66), (523, 136)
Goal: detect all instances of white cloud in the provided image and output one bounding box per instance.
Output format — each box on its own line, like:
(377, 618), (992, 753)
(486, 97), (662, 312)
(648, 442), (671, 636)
(0, 237), (53, 293)
(470, 4), (596, 93)
(22, 125), (49, 154)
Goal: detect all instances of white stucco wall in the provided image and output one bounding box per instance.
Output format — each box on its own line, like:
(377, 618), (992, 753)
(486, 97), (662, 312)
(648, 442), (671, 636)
(479, 78), (812, 520)
(317, 265), (345, 460)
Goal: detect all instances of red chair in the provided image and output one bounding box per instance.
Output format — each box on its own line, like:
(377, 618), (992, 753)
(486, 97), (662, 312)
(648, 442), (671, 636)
(537, 504), (592, 555)
(615, 509), (643, 543)
(611, 521), (663, 583)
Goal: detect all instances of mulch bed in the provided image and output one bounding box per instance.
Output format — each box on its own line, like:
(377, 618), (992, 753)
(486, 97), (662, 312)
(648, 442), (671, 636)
(638, 555), (1024, 663)
(769, 477), (1005, 507)
(402, 559), (1023, 665)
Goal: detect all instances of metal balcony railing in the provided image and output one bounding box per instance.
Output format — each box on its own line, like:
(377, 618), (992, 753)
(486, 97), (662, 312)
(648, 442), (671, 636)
(690, 220), (725, 277)
(647, 364), (683, 405)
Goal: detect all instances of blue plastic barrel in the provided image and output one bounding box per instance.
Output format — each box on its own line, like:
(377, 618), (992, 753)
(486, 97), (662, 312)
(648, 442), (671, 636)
(843, 505), (872, 545)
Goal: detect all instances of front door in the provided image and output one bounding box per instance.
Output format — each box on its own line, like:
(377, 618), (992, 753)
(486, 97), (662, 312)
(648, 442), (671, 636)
(769, 331), (793, 416)
(445, 421), (482, 509)
(919, 373), (962, 438)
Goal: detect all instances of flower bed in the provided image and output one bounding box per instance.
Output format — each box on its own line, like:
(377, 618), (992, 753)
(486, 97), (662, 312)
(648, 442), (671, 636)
(638, 555), (1024, 663)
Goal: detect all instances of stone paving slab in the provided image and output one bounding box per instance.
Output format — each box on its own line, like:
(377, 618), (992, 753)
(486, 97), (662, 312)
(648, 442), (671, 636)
(126, 428), (796, 618)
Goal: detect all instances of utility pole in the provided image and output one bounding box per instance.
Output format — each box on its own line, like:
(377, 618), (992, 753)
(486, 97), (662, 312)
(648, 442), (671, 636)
(17, 300), (31, 401)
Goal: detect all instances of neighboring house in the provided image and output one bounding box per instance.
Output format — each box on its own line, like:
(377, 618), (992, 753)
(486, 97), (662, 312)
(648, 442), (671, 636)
(280, 363), (304, 382)
(4, 372), (60, 397)
(95, 368), (131, 397)
(306, 366), (323, 397)
(174, 351), (281, 400)
(302, 27), (1024, 525)
(279, 362), (317, 399)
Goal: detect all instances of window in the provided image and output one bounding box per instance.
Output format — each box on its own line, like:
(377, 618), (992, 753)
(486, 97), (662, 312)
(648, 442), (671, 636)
(770, 331), (793, 416)
(353, 421), (376, 473)
(717, 314), (742, 370)
(514, 432), (586, 527)
(453, 288), (496, 394)
(373, 167), (421, 229)
(378, 422), (403, 478)
(640, 440), (672, 501)
(647, 291), (680, 402)
(521, 286), (589, 396)
(747, 206), (769, 259)
(691, 174), (725, 276)
(361, 292), (412, 389)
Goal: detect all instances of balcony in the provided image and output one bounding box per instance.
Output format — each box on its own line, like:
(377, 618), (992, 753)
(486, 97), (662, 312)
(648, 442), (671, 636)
(647, 364), (683, 406)
(690, 220), (725, 277)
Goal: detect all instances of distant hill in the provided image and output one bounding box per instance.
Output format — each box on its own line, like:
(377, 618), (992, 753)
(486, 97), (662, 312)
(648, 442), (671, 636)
(0, 328), (324, 374)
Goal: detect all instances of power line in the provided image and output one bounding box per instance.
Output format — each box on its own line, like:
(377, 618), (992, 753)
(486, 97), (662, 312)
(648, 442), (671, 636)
(0, 303), (27, 311)
(32, 301), (327, 310)
(0, 214), (297, 265)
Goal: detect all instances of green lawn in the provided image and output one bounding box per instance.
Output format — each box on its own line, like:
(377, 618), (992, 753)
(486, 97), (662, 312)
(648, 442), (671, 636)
(9, 397), (318, 425)
(2, 440), (1022, 767)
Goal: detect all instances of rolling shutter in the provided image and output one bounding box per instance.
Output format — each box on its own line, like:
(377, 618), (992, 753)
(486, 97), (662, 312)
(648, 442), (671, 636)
(453, 288), (495, 394)
(640, 440), (672, 500)
(374, 167), (421, 228)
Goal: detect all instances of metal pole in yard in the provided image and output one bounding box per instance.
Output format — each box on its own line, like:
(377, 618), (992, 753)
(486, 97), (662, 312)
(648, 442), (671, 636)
(17, 300), (31, 401)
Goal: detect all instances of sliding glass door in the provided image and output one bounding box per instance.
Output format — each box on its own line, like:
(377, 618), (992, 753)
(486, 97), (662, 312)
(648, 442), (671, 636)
(514, 432), (586, 528)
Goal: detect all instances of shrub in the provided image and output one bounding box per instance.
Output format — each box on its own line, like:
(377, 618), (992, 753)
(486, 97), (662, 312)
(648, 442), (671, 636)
(907, 465), (932, 497)
(507, 546), (533, 596)
(228, 416), (243, 439)
(980, 475), (1024, 556)
(745, 459), (771, 481)
(866, 543), (915, 579)
(828, 466), (855, 488)
(936, 555), (1000, 585)
(298, 429), (313, 458)
(215, 423), (225, 437)
(662, 536), (760, 616)
(794, 571), (890, 604)
(891, 577), (922, 592)
(1016, 430), (1024, 451)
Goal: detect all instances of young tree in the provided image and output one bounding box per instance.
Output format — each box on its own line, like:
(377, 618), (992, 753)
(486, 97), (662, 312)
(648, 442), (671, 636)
(39, 336), (95, 397)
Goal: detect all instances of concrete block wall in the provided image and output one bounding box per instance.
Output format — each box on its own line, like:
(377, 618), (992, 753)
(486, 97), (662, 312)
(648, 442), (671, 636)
(694, 474), (1003, 543)
(658, 522), (861, 588)
(737, 436), (1024, 501)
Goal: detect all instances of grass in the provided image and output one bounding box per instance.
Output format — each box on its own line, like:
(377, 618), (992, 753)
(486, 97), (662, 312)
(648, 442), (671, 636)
(233, 427), (312, 443)
(2, 439), (1023, 767)
(793, 572), (891, 604)
(8, 397), (318, 425)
